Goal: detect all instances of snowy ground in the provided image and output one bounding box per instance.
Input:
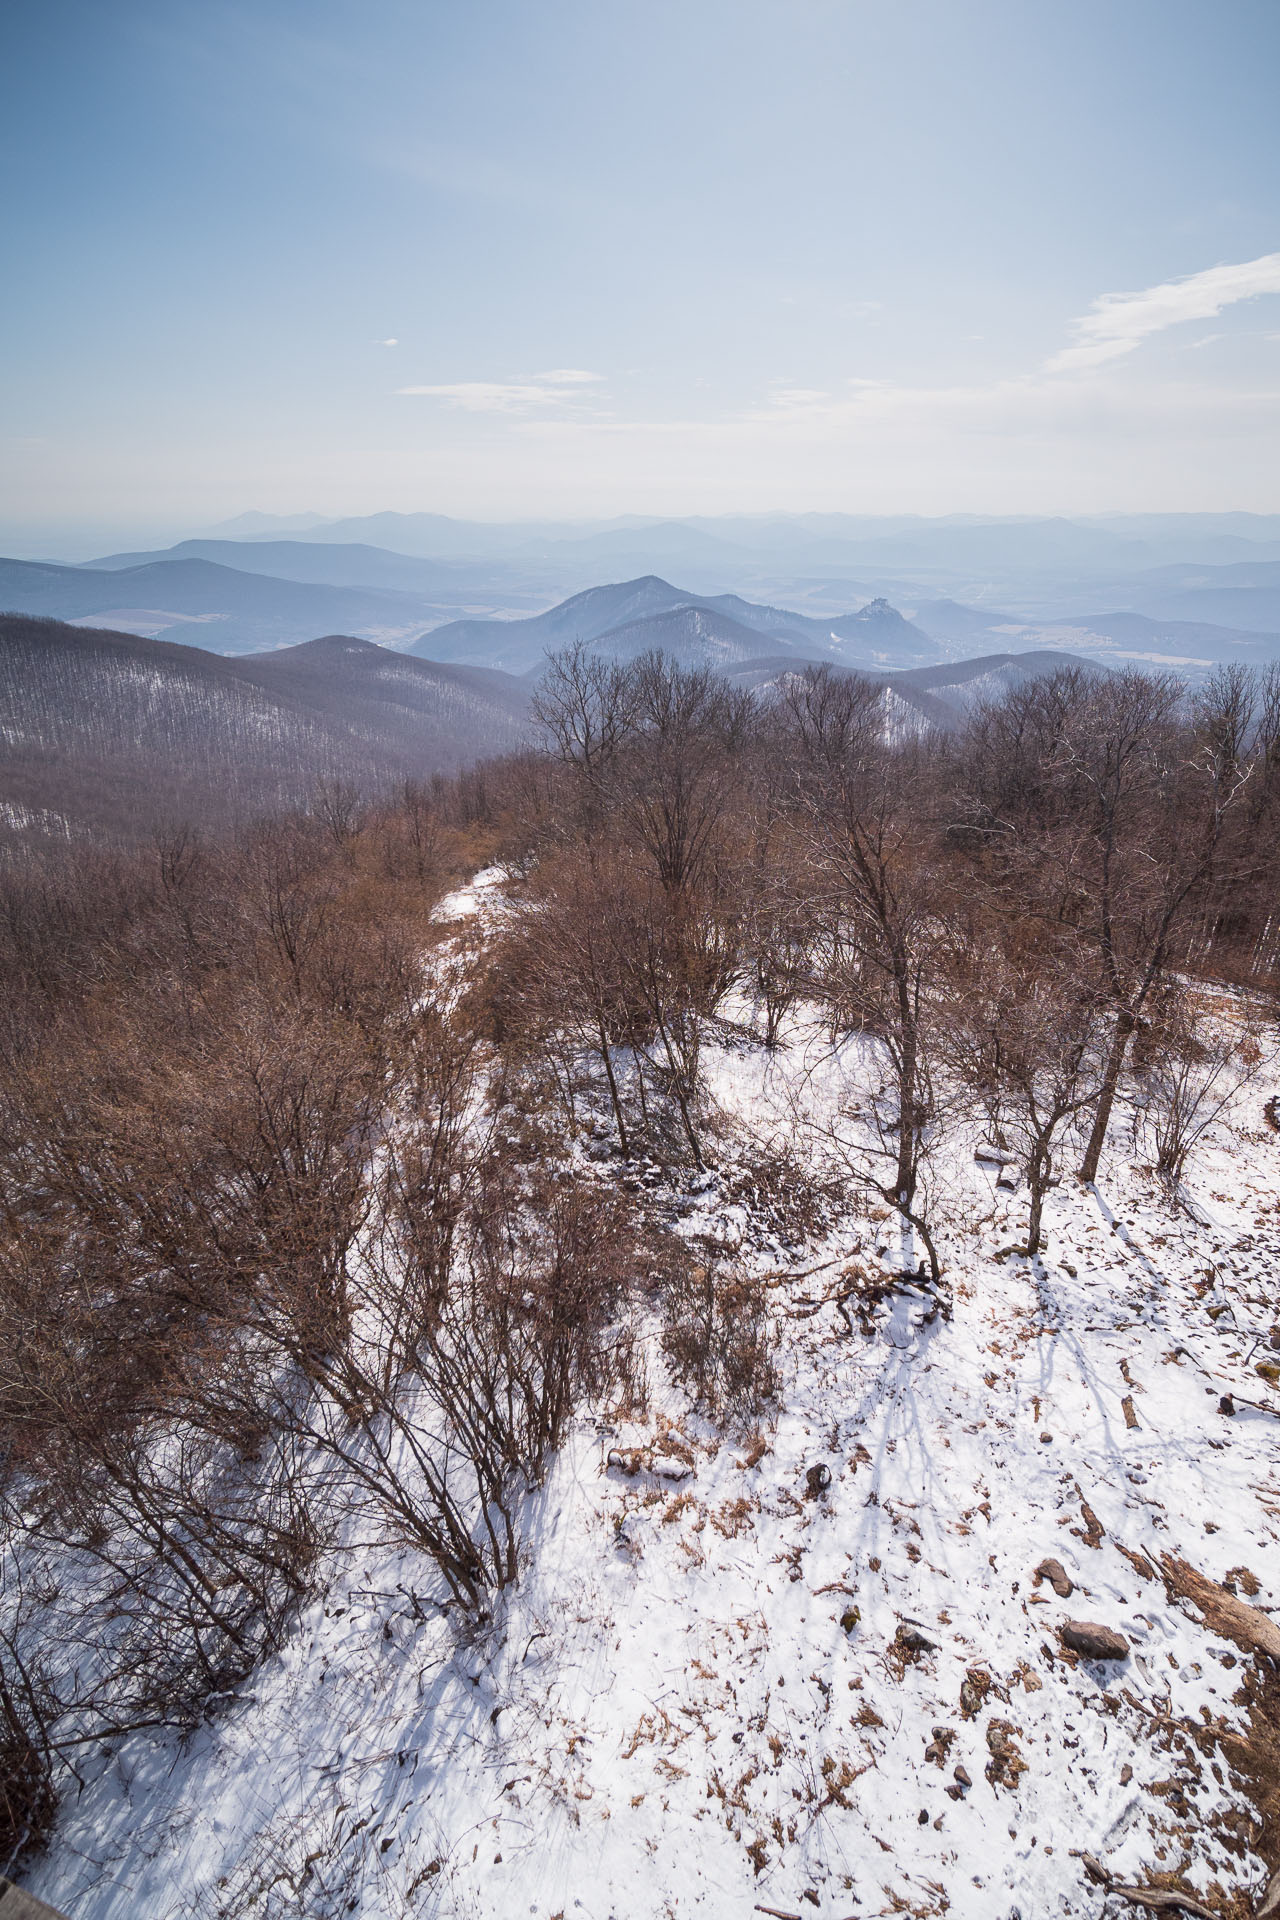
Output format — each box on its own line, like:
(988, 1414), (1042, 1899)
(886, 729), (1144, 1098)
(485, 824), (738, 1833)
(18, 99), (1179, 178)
(21, 889), (1280, 1920)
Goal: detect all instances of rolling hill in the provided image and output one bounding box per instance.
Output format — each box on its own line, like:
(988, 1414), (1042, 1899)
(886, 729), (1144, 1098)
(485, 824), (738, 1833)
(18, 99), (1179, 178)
(0, 555), (451, 653)
(0, 616), (532, 846)
(719, 648), (1104, 730)
(0, 607), (1104, 850)
(1122, 585), (1280, 635)
(907, 597), (1280, 679)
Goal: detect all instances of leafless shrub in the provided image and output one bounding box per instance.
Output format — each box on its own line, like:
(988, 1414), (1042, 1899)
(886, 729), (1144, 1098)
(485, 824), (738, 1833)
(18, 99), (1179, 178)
(943, 939), (1111, 1254)
(716, 1137), (851, 1247)
(1134, 992), (1271, 1186)
(0, 1633), (57, 1878)
(500, 845), (734, 1167)
(660, 1252), (778, 1419)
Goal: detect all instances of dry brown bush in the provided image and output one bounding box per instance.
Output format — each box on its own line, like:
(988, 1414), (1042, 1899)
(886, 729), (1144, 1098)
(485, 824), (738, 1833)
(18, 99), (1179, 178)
(659, 1252), (779, 1420)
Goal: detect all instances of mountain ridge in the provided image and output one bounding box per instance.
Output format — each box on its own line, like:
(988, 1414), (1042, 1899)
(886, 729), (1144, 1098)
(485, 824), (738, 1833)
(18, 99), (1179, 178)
(409, 576), (942, 674)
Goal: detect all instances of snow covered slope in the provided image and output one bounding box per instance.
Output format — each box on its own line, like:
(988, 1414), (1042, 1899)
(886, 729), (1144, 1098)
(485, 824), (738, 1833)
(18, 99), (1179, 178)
(19, 900), (1280, 1920)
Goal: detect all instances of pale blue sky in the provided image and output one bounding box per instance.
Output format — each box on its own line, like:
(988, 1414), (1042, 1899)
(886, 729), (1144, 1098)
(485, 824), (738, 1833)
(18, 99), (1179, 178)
(3, 0), (1279, 538)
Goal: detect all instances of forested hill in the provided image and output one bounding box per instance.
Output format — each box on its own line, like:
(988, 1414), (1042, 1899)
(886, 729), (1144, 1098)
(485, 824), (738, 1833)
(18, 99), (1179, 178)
(0, 615), (531, 845)
(0, 611), (1108, 849)
(4, 648), (1279, 1919)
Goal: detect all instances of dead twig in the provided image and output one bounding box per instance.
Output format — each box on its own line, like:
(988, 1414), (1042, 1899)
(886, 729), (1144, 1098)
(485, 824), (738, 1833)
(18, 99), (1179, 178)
(758, 1257), (846, 1291)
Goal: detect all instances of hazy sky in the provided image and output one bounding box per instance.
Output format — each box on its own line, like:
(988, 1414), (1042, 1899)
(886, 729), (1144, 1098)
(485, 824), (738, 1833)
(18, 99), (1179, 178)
(4, 0), (1280, 538)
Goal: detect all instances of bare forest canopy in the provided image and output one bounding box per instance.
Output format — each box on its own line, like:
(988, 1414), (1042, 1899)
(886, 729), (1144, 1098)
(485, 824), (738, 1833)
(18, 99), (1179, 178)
(2, 609), (1110, 851)
(2, 645), (1279, 1877)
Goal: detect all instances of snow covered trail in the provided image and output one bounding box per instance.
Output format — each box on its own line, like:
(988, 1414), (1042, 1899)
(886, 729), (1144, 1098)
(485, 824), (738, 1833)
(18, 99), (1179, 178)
(20, 921), (1280, 1920)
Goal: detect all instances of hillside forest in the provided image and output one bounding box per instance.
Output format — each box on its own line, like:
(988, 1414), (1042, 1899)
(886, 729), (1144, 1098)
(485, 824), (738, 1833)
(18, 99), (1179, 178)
(3, 650), (1280, 1917)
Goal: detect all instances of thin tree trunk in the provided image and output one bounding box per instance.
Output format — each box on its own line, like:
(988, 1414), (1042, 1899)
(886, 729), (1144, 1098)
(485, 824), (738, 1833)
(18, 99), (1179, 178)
(1078, 1009), (1133, 1183)
(893, 954), (919, 1209)
(655, 1012), (703, 1169)
(595, 1016), (630, 1157)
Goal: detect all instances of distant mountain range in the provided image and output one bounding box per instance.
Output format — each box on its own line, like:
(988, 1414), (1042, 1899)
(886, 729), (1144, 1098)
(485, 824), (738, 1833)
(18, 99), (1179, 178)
(0, 554), (457, 654)
(407, 576), (943, 674)
(7, 518), (1276, 849)
(0, 556), (947, 670)
(3, 539), (1278, 682)
(195, 509), (1280, 573)
(82, 538), (533, 597)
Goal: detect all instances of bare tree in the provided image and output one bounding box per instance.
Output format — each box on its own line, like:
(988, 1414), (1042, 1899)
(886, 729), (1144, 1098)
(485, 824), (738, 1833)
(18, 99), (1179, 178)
(945, 936), (1110, 1255)
(955, 666), (1265, 1184)
(780, 668), (947, 1226)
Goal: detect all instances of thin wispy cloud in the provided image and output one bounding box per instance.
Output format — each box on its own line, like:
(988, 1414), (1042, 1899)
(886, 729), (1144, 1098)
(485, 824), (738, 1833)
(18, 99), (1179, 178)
(398, 370), (607, 413)
(1048, 251), (1280, 372)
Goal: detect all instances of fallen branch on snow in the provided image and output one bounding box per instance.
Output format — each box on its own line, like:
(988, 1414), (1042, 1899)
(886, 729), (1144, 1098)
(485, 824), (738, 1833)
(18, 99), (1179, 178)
(1159, 1555), (1280, 1663)
(1080, 1853), (1217, 1917)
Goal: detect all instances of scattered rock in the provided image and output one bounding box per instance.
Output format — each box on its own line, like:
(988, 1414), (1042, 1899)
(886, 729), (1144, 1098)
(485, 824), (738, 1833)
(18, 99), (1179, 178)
(1060, 1620), (1130, 1661)
(1034, 1557), (1074, 1598)
(887, 1621), (938, 1678)
(959, 1667), (994, 1718)
(839, 1606), (860, 1635)
(1120, 1764), (1133, 1786)
(1073, 1495), (1105, 1549)
(804, 1462), (832, 1499)
(652, 1455), (694, 1480)
(1040, 1432), (1053, 1444)
(984, 1718), (1028, 1790)
(1219, 1395), (1236, 1417)
(953, 1764), (972, 1788)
